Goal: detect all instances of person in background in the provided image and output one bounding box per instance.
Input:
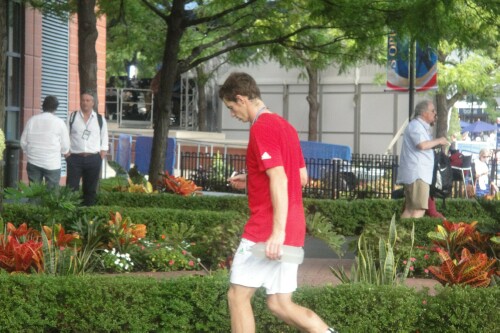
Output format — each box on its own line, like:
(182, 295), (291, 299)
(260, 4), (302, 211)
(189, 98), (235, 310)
(20, 95), (70, 189)
(397, 100), (449, 218)
(474, 148), (498, 197)
(66, 90), (109, 206)
(221, 72), (338, 333)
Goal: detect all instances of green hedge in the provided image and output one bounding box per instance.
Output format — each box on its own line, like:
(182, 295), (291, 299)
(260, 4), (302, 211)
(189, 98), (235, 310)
(2, 203), (246, 239)
(0, 273), (498, 333)
(97, 192), (249, 214)
(3, 197), (498, 241)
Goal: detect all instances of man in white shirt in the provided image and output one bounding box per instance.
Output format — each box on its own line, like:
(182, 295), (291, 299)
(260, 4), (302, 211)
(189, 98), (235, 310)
(66, 90), (109, 206)
(397, 100), (449, 218)
(20, 95), (70, 189)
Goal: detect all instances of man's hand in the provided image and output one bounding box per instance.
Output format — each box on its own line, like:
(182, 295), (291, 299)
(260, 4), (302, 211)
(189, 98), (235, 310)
(227, 173), (247, 190)
(265, 232), (286, 260)
(437, 137), (450, 146)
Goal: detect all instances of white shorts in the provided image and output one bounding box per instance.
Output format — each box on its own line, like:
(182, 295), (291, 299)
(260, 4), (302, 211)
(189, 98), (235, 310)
(230, 239), (298, 295)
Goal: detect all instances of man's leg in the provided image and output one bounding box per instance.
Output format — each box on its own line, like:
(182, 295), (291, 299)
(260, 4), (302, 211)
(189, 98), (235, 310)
(66, 155), (83, 192)
(26, 162), (44, 184)
(43, 168), (62, 190)
(228, 284), (257, 333)
(81, 154), (102, 206)
(401, 180), (428, 218)
(266, 293), (330, 333)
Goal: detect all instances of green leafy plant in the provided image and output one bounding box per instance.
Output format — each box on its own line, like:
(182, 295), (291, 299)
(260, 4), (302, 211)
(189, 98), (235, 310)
(100, 248), (134, 273)
(4, 182), (81, 212)
(193, 222), (242, 270)
(142, 240), (201, 272)
(41, 223), (81, 275)
(306, 211), (345, 257)
(68, 216), (107, 274)
(331, 214), (415, 286)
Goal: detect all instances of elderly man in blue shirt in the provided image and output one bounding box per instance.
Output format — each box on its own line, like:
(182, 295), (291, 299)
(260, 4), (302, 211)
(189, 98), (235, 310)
(397, 100), (449, 218)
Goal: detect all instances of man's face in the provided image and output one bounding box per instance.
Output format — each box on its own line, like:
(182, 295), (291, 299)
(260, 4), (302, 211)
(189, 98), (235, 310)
(224, 97), (249, 123)
(422, 103), (437, 126)
(81, 93), (95, 113)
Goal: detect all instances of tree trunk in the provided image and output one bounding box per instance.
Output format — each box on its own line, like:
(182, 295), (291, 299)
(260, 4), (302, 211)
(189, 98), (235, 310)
(435, 93), (448, 138)
(77, 0), (98, 108)
(196, 66), (207, 132)
(148, 1), (185, 185)
(306, 66), (319, 141)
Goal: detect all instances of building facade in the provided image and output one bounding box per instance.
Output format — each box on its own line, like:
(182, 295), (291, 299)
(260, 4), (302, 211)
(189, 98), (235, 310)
(4, 0), (106, 186)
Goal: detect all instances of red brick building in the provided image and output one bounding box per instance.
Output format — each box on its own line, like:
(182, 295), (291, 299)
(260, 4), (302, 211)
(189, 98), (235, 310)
(5, 0), (106, 185)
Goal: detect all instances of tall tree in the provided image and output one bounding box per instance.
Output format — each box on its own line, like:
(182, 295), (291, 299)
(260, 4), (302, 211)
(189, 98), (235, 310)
(266, 31), (385, 141)
(101, 0), (165, 79)
(77, 0), (99, 103)
(139, 0), (339, 185)
(315, 0), (499, 138)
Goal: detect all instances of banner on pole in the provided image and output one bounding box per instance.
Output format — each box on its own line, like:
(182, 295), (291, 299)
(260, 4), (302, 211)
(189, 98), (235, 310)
(387, 32), (438, 92)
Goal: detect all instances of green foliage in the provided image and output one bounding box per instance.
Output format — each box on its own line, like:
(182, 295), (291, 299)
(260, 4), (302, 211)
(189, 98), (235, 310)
(40, 226), (78, 275)
(0, 274), (499, 332)
(193, 221), (243, 270)
(99, 248), (134, 273)
(97, 191), (249, 214)
(331, 215), (415, 286)
(4, 182), (81, 220)
(67, 216), (107, 274)
(306, 211), (345, 257)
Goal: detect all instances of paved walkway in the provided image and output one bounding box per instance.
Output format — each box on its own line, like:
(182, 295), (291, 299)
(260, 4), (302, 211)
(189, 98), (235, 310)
(297, 258), (440, 292)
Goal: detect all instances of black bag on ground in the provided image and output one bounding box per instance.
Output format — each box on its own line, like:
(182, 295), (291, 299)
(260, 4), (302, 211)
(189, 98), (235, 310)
(431, 148), (453, 200)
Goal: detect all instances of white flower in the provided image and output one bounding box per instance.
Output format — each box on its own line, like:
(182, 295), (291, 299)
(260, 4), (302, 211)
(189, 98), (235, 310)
(114, 259), (120, 265)
(124, 264), (129, 270)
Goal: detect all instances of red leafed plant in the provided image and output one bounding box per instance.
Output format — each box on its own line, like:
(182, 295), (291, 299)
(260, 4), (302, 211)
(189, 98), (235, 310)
(427, 221), (485, 258)
(0, 223), (44, 273)
(158, 171), (202, 196)
(42, 224), (80, 248)
(428, 248), (497, 287)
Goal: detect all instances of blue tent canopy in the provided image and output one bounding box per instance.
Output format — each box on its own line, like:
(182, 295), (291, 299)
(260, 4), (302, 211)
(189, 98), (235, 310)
(462, 120), (496, 133)
(460, 120), (470, 129)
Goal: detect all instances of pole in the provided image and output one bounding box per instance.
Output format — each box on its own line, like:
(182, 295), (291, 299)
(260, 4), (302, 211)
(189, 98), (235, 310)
(408, 39), (416, 119)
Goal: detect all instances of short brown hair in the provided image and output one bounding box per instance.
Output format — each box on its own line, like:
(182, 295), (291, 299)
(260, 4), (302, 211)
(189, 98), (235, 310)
(218, 72), (261, 102)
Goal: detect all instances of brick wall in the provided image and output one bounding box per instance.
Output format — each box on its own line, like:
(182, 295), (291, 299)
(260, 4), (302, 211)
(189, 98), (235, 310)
(20, 8), (107, 185)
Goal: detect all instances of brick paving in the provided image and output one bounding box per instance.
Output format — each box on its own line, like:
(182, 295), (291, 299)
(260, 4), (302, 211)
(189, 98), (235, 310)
(298, 258), (440, 293)
(127, 258), (440, 293)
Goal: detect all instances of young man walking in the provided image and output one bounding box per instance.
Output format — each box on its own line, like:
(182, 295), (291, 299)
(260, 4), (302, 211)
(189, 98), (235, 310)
(221, 72), (338, 333)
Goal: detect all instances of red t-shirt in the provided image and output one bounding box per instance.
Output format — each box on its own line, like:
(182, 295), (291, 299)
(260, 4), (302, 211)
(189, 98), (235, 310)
(243, 113), (306, 246)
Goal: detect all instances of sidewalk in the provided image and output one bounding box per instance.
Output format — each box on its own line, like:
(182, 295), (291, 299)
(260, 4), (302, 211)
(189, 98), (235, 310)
(297, 258), (440, 293)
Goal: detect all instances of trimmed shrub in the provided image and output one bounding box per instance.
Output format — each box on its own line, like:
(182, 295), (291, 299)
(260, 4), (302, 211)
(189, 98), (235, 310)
(0, 274), (498, 332)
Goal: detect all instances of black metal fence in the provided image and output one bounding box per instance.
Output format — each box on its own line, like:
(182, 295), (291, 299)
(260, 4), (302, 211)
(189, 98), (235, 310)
(180, 152), (399, 199)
